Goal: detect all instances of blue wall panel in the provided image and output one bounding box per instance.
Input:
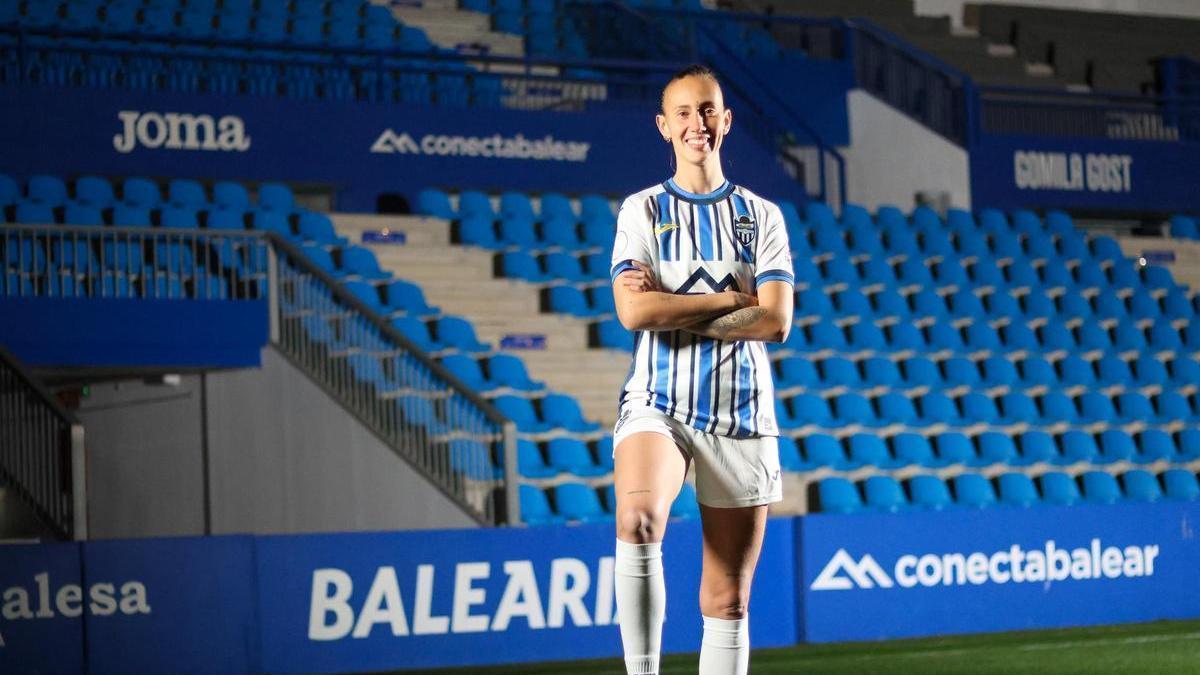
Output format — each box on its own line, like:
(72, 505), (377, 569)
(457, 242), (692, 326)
(0, 542), (84, 675)
(0, 298), (268, 368)
(800, 502), (1200, 643)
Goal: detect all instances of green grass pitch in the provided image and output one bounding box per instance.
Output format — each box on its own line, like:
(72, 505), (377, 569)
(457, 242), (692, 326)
(396, 619), (1200, 674)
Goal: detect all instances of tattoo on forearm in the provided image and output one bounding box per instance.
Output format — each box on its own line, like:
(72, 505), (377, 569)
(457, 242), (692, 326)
(626, 489), (651, 495)
(702, 307), (769, 339)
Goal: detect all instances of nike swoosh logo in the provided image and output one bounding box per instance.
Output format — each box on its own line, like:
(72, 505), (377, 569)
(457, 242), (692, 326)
(655, 223), (677, 235)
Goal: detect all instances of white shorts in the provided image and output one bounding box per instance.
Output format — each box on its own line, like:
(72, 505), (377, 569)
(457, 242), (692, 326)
(612, 406), (783, 508)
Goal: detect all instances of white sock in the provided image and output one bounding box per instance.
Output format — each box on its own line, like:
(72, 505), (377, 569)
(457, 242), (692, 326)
(699, 614), (749, 675)
(615, 539), (665, 675)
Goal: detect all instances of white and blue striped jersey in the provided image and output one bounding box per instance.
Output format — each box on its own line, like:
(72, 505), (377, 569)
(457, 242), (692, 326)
(610, 179), (793, 438)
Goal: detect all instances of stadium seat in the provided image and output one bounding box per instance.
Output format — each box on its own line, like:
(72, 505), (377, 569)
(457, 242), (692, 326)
(75, 176), (115, 206)
(382, 279), (438, 317)
(441, 353), (498, 393)
(671, 483), (700, 518)
(1040, 472), (1081, 506)
(863, 475), (909, 513)
(519, 485), (565, 525)
(909, 475), (953, 511)
(435, 316), (490, 353)
(416, 189), (455, 219)
(596, 319), (634, 351)
(1097, 429), (1136, 464)
(817, 477), (862, 514)
(777, 357), (819, 390)
(541, 393), (601, 433)
(918, 393), (960, 425)
(995, 472), (1039, 508)
(555, 483), (610, 522)
(340, 246), (390, 280)
(892, 433), (940, 467)
(803, 434), (857, 470)
(960, 393), (999, 425)
(901, 357), (941, 389)
(953, 473), (997, 509)
(546, 438), (606, 477)
(460, 216), (504, 250)
(934, 432), (975, 465)
(944, 358), (981, 388)
(1121, 470), (1162, 503)
(848, 433), (901, 468)
(496, 396), (553, 434)
(976, 432), (1017, 466)
(1058, 430), (1099, 465)
(1080, 471), (1123, 505)
(1162, 469), (1200, 502)
(487, 354), (544, 392)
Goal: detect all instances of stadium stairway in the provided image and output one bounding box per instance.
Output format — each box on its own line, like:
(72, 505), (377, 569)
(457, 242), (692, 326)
(332, 212), (628, 428)
(373, 0), (527, 58)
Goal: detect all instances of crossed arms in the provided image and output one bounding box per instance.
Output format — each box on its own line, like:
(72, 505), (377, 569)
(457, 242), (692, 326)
(613, 262), (793, 342)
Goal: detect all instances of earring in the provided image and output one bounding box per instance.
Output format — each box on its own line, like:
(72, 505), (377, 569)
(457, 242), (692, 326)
(663, 137), (670, 142)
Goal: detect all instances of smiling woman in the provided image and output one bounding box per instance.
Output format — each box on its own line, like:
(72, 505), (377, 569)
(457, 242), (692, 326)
(607, 64), (795, 675)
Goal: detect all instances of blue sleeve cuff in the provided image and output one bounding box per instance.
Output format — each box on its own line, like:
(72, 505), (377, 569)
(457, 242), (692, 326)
(610, 259), (637, 283)
(755, 270), (794, 287)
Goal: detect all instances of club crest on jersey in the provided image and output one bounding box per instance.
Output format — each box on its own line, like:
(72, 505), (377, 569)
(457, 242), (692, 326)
(734, 215), (756, 246)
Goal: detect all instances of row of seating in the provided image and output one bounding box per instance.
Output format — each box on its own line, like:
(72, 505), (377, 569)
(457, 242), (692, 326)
(1, 173), (297, 211)
(784, 428), (1199, 472)
(793, 283), (1196, 327)
(815, 469), (1200, 514)
(519, 481), (699, 526)
(772, 353), (1200, 393)
(775, 389), (1200, 431)
(762, 314), (1198, 358)
(418, 188), (618, 228)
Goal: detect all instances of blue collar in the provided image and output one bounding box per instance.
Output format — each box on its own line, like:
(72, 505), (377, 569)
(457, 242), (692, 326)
(663, 178), (735, 204)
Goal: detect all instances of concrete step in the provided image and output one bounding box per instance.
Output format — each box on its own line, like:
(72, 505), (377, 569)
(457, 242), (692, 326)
(331, 214), (450, 248)
(389, 6), (525, 57)
(369, 247), (498, 282)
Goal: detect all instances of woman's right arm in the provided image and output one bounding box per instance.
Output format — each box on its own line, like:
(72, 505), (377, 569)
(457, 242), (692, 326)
(613, 262), (756, 331)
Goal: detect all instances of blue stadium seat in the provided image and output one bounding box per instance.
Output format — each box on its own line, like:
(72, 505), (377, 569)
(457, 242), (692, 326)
(501, 251), (551, 282)
(249, 210), (293, 238)
(543, 252), (589, 283)
(918, 393), (960, 425)
(519, 485), (565, 525)
(341, 279), (386, 314)
(75, 176), (115, 206)
(848, 433), (900, 468)
(777, 357), (819, 390)
(547, 285), (597, 318)
(498, 216), (540, 249)
(872, 290), (909, 322)
(495, 396), (553, 435)
(122, 178), (162, 207)
(340, 245), (390, 280)
(820, 357), (860, 388)
(1162, 469), (1200, 502)
(817, 477), (862, 514)
(862, 357), (901, 389)
(1019, 357), (1058, 388)
(1121, 470), (1162, 504)
(1171, 358), (1200, 387)
(901, 357), (941, 389)
(1135, 430), (1177, 464)
(893, 433), (940, 467)
(776, 435), (807, 472)
(27, 174), (68, 205)
(809, 320), (846, 351)
(803, 434), (856, 470)
(997, 472), (1039, 507)
(547, 438), (606, 477)
(391, 316), (447, 353)
(1096, 356), (1133, 388)
(1016, 431), (1057, 465)
(863, 475), (908, 513)
(1040, 472), (1081, 506)
(932, 432), (974, 465)
(960, 393), (999, 425)
(541, 393), (600, 433)
(911, 289), (948, 320)
(382, 279), (438, 317)
(1148, 319), (1184, 352)
(1080, 471), (1122, 505)
(1038, 321), (1076, 352)
(834, 393), (878, 426)
(441, 353), (498, 393)
(943, 358), (981, 388)
(297, 212), (347, 246)
(1078, 392), (1118, 424)
(1097, 429), (1136, 464)
(671, 483), (700, 519)
(1001, 322), (1040, 353)
(953, 473), (997, 509)
(1058, 357), (1096, 388)
(596, 319), (634, 351)
(1058, 430), (1098, 465)
(160, 205), (199, 230)
(876, 393), (918, 426)
(981, 357), (1019, 389)
(460, 216), (503, 249)
(14, 201), (57, 225)
(927, 322), (965, 353)
(436, 316), (490, 353)
(909, 475), (953, 511)
(976, 432), (1016, 466)
(579, 195), (615, 228)
(416, 189), (455, 219)
(488, 353), (544, 392)
(0, 174), (18, 206)
(206, 208), (246, 231)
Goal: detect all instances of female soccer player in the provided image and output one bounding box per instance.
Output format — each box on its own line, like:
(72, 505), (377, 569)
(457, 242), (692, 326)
(609, 64), (794, 675)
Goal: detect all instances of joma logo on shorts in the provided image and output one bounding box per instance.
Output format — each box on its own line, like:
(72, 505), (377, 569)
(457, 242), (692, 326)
(113, 110), (252, 153)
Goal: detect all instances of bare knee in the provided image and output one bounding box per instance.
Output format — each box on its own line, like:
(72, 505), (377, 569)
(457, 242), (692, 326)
(699, 585), (750, 620)
(616, 505), (669, 544)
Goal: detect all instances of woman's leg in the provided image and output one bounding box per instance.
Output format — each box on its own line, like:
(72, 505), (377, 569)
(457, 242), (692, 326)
(614, 431), (689, 675)
(697, 503), (769, 675)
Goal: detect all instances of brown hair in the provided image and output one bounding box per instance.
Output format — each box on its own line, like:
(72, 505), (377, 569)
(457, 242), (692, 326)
(660, 64), (722, 112)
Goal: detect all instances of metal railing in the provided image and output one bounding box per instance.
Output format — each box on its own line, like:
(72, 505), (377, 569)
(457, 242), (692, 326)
(1, 223), (268, 299)
(0, 346), (86, 540)
(270, 236), (519, 526)
(0, 22), (685, 113)
(979, 86), (1200, 143)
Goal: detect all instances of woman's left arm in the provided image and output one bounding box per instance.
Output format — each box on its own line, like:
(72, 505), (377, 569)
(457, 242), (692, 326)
(680, 280), (793, 343)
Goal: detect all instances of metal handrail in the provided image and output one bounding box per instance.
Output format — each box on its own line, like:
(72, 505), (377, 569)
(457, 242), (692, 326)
(267, 233), (520, 525)
(0, 345), (86, 540)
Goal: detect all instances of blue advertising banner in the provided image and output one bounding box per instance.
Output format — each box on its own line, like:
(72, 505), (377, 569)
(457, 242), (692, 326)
(82, 536), (259, 675)
(0, 84), (806, 212)
(799, 501), (1200, 643)
(256, 518), (797, 673)
(0, 542), (84, 675)
(0, 297), (269, 368)
(969, 136), (1197, 213)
